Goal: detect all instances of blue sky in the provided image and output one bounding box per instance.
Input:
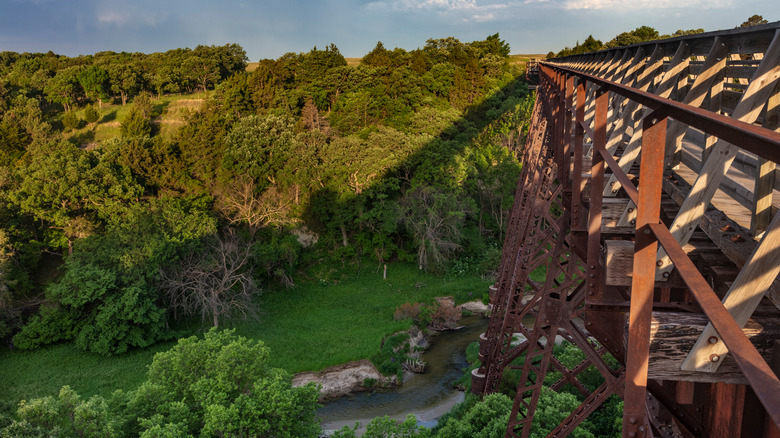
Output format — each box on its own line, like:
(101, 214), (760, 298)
(1, 0), (777, 60)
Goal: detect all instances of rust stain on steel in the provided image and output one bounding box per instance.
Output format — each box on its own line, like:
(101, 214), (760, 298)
(623, 112), (668, 437)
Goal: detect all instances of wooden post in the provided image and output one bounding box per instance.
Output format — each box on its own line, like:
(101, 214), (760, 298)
(703, 57), (726, 163)
(751, 80), (780, 234)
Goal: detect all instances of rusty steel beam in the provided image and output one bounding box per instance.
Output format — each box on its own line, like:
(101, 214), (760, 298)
(623, 110), (669, 437)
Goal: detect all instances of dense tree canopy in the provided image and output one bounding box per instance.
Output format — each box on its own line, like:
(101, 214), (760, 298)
(0, 34), (531, 357)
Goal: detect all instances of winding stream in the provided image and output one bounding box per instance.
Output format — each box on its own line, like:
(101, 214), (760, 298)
(318, 315), (489, 433)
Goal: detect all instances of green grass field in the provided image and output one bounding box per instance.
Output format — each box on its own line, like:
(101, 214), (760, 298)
(62, 92), (208, 147)
(0, 262), (491, 405)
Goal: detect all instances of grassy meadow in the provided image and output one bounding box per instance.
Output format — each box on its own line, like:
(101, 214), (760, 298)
(0, 262), (491, 404)
(61, 92), (208, 148)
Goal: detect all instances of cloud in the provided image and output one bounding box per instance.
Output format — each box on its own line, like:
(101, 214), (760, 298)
(364, 0), (499, 11)
(560, 0), (732, 9)
(94, 1), (168, 28)
(364, 0), (514, 22)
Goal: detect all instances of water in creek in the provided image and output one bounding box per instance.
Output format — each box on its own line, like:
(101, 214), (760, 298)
(318, 315), (489, 434)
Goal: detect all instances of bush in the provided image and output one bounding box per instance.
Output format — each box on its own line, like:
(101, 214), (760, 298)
(120, 107), (151, 138)
(128, 328), (321, 437)
(84, 106), (100, 123)
(62, 111), (80, 130)
(372, 332), (412, 380)
(394, 302), (423, 321)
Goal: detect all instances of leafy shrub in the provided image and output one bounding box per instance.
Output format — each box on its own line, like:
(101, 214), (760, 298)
(333, 414), (430, 438)
(84, 106), (100, 123)
(10, 386), (117, 437)
(429, 299), (461, 330)
(3, 330), (322, 437)
(435, 393), (512, 437)
(372, 332), (412, 380)
(393, 302), (423, 321)
(62, 111), (80, 130)
(120, 107), (151, 137)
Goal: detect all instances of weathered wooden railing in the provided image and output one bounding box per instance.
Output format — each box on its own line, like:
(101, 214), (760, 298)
(475, 21), (780, 438)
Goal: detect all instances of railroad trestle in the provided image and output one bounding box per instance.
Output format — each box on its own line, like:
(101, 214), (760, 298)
(474, 21), (780, 438)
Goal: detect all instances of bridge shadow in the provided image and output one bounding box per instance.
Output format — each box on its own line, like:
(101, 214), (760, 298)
(303, 74), (533, 270)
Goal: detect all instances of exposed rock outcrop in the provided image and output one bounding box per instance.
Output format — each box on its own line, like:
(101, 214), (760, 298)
(459, 300), (491, 315)
(292, 359), (393, 400)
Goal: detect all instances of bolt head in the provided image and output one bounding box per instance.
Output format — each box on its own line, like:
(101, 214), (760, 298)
(708, 336), (718, 344)
(710, 354), (720, 362)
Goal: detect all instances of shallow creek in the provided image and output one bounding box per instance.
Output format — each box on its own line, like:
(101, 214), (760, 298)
(318, 315), (489, 434)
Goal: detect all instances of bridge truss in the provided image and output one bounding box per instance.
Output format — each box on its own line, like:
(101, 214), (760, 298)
(474, 22), (780, 438)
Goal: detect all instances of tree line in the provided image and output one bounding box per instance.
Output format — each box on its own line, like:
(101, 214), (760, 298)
(547, 15), (769, 58)
(0, 34), (532, 354)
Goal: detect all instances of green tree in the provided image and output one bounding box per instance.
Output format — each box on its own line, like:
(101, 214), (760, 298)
(62, 110), (80, 130)
(77, 65), (110, 107)
(13, 197), (216, 354)
(362, 42), (394, 68)
(605, 26), (659, 48)
(44, 66), (83, 111)
(434, 393), (512, 438)
(740, 14), (768, 27)
(9, 386), (117, 437)
(129, 329), (321, 437)
(107, 62), (143, 105)
(334, 415), (430, 438)
(84, 105), (100, 123)
(120, 106), (151, 138)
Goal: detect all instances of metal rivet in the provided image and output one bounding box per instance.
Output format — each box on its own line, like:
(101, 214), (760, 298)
(629, 417), (637, 424)
(627, 208), (634, 213)
(710, 354), (720, 362)
(656, 260), (663, 266)
(589, 283), (595, 287)
(708, 336), (718, 344)
(589, 274), (595, 278)
(663, 272), (670, 278)
(630, 219), (636, 225)
(643, 229), (651, 235)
